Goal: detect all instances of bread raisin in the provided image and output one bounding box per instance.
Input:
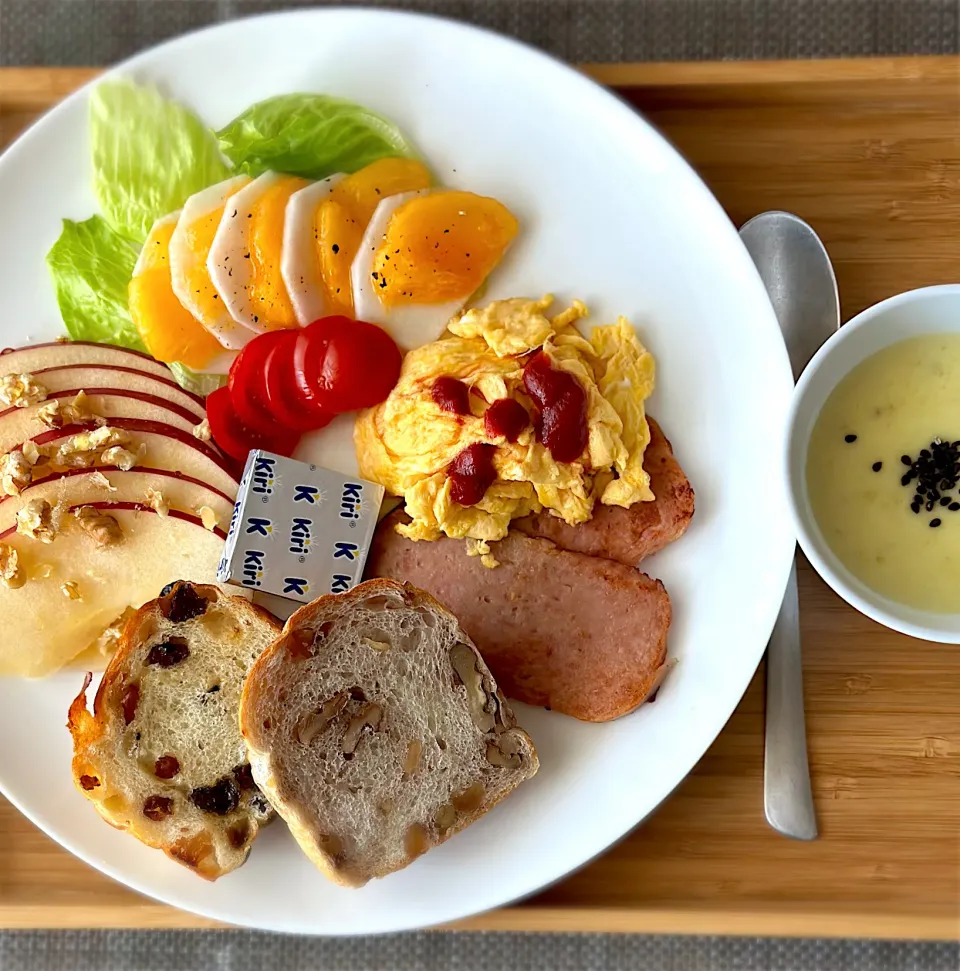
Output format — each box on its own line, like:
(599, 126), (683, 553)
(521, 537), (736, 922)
(146, 637), (189, 667)
(120, 683), (139, 724)
(143, 795), (174, 820)
(189, 778), (239, 816)
(159, 582), (208, 622)
(232, 763), (255, 791)
(227, 821), (251, 849)
(79, 774), (100, 790)
(154, 755), (180, 779)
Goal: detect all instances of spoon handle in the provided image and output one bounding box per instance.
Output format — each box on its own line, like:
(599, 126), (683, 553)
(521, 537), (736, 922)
(764, 557), (818, 840)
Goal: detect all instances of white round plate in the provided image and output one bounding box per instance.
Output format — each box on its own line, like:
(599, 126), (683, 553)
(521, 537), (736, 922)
(0, 9), (794, 935)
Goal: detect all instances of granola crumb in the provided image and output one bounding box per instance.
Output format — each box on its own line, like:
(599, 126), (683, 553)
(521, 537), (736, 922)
(21, 440), (41, 466)
(36, 399), (63, 428)
(60, 580), (82, 601)
(101, 442), (144, 472)
(74, 505), (123, 546)
(192, 417), (212, 442)
(0, 544), (23, 589)
(198, 505), (218, 531)
(144, 488), (169, 517)
(0, 450), (33, 496)
(15, 498), (56, 543)
(0, 373), (48, 409)
(88, 470), (116, 491)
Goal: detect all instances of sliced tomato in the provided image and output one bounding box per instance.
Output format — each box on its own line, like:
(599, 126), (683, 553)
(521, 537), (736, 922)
(263, 331), (333, 432)
(292, 315), (402, 416)
(206, 386), (300, 461)
(227, 332), (288, 434)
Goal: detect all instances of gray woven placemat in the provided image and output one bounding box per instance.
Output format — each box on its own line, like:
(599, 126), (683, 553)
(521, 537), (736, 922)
(1, 0), (958, 65)
(2, 1), (960, 968)
(2, 930), (959, 971)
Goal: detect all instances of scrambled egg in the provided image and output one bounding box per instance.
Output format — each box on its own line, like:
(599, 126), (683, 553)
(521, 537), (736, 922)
(354, 295), (656, 546)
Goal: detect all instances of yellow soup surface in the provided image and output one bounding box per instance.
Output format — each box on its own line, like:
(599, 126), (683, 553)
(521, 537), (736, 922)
(807, 333), (960, 612)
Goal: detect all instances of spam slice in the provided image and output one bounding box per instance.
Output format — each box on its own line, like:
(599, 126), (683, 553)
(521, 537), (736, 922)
(367, 517), (671, 722)
(515, 418), (695, 566)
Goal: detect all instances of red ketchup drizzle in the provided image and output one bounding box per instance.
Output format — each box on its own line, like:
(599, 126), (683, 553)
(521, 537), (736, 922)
(447, 443), (497, 506)
(431, 376), (471, 415)
(522, 351), (588, 462)
(483, 398), (529, 443)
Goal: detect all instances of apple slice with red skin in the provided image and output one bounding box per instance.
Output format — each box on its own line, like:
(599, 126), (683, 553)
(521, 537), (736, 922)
(0, 341), (176, 384)
(22, 419), (239, 498)
(0, 504), (243, 677)
(0, 467), (234, 532)
(24, 365), (205, 419)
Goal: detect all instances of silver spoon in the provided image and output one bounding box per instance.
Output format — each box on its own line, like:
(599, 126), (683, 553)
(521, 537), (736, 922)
(739, 210), (840, 841)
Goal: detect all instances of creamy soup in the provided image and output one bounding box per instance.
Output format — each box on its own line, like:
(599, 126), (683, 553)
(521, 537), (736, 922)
(807, 333), (960, 613)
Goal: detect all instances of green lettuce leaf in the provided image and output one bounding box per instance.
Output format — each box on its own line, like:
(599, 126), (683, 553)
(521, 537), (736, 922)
(168, 362), (227, 397)
(217, 94), (417, 180)
(91, 78), (230, 243)
(46, 216), (145, 351)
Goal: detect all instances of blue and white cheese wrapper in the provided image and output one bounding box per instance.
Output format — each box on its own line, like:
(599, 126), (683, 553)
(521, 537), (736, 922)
(217, 450), (385, 603)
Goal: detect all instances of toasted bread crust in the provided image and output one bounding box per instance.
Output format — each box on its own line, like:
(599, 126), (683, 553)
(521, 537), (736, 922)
(68, 581), (281, 880)
(241, 579), (538, 887)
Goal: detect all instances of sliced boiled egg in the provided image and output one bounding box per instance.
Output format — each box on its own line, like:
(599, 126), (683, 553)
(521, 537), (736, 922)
(208, 172), (309, 332)
(129, 212), (236, 371)
(168, 175), (255, 350)
(351, 189), (517, 351)
(282, 158), (431, 325)
(281, 174), (344, 326)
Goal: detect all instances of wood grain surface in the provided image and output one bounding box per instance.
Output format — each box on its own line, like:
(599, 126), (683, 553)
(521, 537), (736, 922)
(1, 58), (959, 940)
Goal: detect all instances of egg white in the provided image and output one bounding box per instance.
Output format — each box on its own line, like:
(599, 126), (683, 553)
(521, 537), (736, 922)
(168, 176), (257, 351)
(280, 174), (345, 326)
(350, 189), (466, 352)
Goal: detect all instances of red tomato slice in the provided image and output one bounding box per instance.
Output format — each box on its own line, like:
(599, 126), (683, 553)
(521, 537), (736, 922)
(228, 332), (288, 434)
(206, 386), (300, 462)
(292, 315), (402, 415)
(263, 331), (333, 432)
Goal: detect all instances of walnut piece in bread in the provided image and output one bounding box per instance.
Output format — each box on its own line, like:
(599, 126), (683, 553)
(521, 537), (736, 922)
(239, 579), (539, 888)
(68, 581), (282, 880)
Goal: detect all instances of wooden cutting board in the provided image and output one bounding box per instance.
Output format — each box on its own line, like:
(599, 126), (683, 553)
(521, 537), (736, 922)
(1, 57), (959, 940)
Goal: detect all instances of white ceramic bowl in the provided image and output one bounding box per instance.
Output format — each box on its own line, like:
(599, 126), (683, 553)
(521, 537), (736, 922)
(788, 284), (960, 642)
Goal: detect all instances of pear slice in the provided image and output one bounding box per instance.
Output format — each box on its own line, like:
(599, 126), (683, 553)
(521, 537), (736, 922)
(0, 503), (241, 677)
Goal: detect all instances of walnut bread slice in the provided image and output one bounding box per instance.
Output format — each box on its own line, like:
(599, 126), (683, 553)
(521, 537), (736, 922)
(239, 578), (539, 888)
(68, 581), (282, 880)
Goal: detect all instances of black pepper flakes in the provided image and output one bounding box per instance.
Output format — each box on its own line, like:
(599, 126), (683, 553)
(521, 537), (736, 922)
(844, 433), (858, 443)
(872, 461), (883, 472)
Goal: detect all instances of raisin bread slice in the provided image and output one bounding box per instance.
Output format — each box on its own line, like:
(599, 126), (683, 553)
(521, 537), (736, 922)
(239, 579), (539, 888)
(68, 581), (281, 880)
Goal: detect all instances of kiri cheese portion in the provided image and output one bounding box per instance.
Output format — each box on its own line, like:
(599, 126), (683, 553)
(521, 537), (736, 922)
(218, 451), (384, 603)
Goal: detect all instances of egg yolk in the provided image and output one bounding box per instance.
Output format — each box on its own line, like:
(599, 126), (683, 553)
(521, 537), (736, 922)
(129, 218), (225, 368)
(249, 176), (309, 329)
(313, 158), (431, 316)
(331, 158), (431, 226)
(314, 199), (365, 316)
(371, 191), (518, 307)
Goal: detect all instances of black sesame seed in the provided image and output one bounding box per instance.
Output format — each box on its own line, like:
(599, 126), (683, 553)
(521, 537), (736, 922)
(931, 518), (942, 528)
(872, 461), (883, 472)
(921, 449), (932, 459)
(940, 497), (951, 506)
(926, 500), (936, 511)
(911, 501), (921, 513)
(901, 455), (912, 465)
(904, 474), (915, 486)
(950, 503), (960, 512)
(844, 433), (858, 443)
